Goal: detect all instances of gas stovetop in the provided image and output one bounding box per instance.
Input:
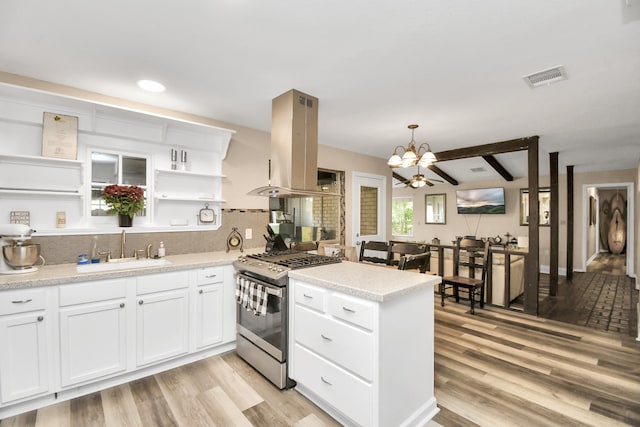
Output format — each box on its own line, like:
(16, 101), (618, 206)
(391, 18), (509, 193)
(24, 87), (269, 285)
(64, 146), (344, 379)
(233, 251), (341, 283)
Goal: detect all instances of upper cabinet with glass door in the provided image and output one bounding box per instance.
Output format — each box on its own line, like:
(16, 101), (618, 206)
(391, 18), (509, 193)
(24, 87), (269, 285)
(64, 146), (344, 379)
(0, 83), (235, 233)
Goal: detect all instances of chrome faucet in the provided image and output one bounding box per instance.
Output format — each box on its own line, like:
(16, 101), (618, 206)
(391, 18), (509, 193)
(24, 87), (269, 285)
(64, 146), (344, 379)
(120, 230), (126, 258)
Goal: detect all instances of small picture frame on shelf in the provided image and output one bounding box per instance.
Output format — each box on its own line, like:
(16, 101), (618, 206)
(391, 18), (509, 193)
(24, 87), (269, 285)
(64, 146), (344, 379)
(42, 112), (78, 160)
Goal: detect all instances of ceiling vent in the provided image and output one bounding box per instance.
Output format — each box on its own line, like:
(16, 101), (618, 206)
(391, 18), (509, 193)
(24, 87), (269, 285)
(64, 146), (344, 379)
(523, 65), (567, 88)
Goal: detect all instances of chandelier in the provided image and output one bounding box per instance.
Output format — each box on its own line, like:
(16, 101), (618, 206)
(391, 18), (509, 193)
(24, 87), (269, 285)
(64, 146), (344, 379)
(387, 124), (437, 168)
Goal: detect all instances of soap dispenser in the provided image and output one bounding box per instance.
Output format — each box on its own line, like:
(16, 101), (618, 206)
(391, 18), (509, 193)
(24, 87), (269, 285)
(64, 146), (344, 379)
(158, 241), (166, 258)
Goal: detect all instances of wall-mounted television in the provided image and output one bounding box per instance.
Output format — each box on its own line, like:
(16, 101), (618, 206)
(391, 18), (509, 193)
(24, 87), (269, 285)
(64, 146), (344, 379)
(456, 187), (505, 214)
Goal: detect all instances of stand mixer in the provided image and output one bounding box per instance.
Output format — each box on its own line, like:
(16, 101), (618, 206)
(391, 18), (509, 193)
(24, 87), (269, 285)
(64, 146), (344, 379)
(0, 224), (43, 274)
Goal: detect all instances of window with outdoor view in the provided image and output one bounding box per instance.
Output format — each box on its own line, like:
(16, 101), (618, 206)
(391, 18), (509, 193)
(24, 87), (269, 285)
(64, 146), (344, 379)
(392, 197), (413, 236)
(90, 151), (148, 217)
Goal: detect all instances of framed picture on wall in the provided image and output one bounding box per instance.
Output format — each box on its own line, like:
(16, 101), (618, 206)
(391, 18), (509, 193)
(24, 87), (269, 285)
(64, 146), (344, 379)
(589, 196), (596, 225)
(425, 193), (446, 224)
(42, 112), (78, 160)
(520, 188), (551, 226)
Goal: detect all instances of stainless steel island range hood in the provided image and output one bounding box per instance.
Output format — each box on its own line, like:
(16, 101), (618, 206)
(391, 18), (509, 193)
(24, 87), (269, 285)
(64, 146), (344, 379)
(247, 89), (339, 198)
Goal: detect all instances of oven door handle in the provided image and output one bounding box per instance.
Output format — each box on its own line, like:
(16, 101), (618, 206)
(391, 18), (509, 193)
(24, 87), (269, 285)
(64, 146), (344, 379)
(265, 286), (283, 298)
(237, 274), (283, 298)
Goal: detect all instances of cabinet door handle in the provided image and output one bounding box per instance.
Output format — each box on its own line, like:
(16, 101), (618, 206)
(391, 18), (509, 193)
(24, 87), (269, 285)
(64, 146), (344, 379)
(320, 334), (332, 342)
(37, 315), (44, 322)
(320, 376), (332, 386)
(11, 299), (32, 304)
(138, 300), (144, 305)
(342, 306), (356, 313)
(120, 303), (125, 308)
(303, 294), (313, 299)
(199, 289), (204, 294)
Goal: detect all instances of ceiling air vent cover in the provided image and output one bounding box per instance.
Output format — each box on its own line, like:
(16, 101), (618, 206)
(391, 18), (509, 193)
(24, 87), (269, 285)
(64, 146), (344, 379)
(523, 65), (567, 88)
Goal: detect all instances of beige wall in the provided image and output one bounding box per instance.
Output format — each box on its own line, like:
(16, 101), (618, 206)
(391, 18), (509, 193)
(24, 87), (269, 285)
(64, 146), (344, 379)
(318, 145), (392, 246)
(394, 168), (637, 275)
(395, 176), (561, 269)
(636, 160), (639, 283)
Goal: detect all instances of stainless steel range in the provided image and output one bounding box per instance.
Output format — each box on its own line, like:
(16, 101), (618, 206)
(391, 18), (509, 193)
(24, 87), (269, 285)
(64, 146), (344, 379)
(233, 250), (341, 389)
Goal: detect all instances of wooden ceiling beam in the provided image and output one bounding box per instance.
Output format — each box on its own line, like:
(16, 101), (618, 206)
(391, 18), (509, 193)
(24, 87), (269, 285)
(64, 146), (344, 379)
(482, 155), (514, 181)
(427, 164), (459, 186)
(392, 172), (411, 186)
(433, 136), (538, 162)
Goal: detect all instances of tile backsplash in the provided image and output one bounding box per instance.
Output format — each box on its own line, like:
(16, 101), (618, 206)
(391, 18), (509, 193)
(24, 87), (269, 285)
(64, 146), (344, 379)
(32, 210), (269, 265)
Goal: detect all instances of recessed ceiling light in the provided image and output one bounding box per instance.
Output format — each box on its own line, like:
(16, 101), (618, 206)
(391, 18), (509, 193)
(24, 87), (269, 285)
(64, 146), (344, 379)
(137, 79), (166, 93)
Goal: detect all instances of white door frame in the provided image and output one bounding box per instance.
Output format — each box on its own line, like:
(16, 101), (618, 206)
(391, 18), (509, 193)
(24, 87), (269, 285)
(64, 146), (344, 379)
(352, 172), (387, 258)
(581, 182), (635, 281)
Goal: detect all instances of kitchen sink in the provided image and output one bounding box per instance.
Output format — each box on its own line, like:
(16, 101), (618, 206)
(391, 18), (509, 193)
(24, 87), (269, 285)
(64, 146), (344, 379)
(77, 257), (171, 273)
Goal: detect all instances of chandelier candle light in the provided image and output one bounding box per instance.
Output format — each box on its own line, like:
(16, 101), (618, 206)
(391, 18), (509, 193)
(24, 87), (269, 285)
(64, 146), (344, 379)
(387, 124), (437, 168)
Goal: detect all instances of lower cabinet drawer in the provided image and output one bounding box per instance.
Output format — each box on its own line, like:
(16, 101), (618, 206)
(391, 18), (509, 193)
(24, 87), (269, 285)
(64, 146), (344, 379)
(328, 293), (374, 331)
(294, 344), (372, 427)
(295, 305), (373, 381)
(0, 288), (47, 315)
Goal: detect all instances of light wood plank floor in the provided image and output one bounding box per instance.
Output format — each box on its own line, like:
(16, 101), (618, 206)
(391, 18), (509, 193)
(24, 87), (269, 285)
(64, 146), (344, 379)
(2, 301), (639, 426)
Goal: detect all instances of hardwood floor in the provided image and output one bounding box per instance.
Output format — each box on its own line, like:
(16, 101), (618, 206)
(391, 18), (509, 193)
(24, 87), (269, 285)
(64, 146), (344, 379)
(2, 300), (639, 427)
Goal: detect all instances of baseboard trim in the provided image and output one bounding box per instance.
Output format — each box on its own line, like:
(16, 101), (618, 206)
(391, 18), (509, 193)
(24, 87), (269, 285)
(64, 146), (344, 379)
(539, 265), (567, 276)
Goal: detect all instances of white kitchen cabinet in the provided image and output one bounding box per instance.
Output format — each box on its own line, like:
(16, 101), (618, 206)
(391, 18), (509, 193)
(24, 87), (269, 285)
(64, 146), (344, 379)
(0, 263), (239, 419)
(0, 289), (50, 404)
(136, 271), (190, 367)
(58, 279), (129, 387)
(289, 279), (437, 427)
(193, 266), (224, 350)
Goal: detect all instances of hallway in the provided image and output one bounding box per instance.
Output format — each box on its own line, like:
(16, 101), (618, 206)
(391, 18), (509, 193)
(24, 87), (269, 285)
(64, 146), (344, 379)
(587, 252), (627, 276)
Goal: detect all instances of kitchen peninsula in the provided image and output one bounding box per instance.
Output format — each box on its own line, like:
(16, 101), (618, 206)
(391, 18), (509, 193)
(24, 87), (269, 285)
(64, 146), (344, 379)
(289, 262), (440, 427)
(1, 251), (439, 427)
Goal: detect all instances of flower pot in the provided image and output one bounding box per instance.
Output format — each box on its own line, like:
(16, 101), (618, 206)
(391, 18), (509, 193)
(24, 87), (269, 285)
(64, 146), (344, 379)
(118, 214), (133, 227)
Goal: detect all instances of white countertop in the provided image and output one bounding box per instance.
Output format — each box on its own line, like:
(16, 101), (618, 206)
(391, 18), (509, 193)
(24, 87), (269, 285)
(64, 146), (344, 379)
(288, 261), (441, 302)
(0, 249), (261, 290)
(2, 250), (441, 303)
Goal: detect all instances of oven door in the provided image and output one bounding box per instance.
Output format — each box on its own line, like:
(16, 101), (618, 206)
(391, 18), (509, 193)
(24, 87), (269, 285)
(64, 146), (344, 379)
(236, 273), (287, 362)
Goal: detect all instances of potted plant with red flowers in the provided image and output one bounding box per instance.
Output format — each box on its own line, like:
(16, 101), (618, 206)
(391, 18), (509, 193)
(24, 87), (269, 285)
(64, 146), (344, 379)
(101, 184), (145, 227)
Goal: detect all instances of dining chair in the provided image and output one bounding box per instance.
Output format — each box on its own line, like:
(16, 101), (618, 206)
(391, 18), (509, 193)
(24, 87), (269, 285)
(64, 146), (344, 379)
(387, 241), (428, 266)
(440, 237), (490, 314)
(397, 252), (431, 273)
(358, 240), (390, 264)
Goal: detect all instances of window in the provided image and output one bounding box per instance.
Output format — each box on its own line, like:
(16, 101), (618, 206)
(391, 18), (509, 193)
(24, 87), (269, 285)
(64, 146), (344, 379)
(392, 197), (413, 236)
(90, 151), (149, 217)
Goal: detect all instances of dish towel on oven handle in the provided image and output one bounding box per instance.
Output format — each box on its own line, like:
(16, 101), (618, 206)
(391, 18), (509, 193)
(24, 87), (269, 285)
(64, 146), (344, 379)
(236, 276), (268, 316)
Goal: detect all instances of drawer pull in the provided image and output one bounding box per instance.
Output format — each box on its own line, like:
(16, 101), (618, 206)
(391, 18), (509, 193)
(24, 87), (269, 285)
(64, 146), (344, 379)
(11, 299), (33, 304)
(342, 306), (356, 313)
(37, 315), (44, 322)
(320, 376), (333, 386)
(321, 334), (332, 342)
(199, 289), (204, 294)
(303, 294), (313, 299)
(205, 274), (217, 278)
(120, 303), (125, 308)
(138, 300), (144, 305)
